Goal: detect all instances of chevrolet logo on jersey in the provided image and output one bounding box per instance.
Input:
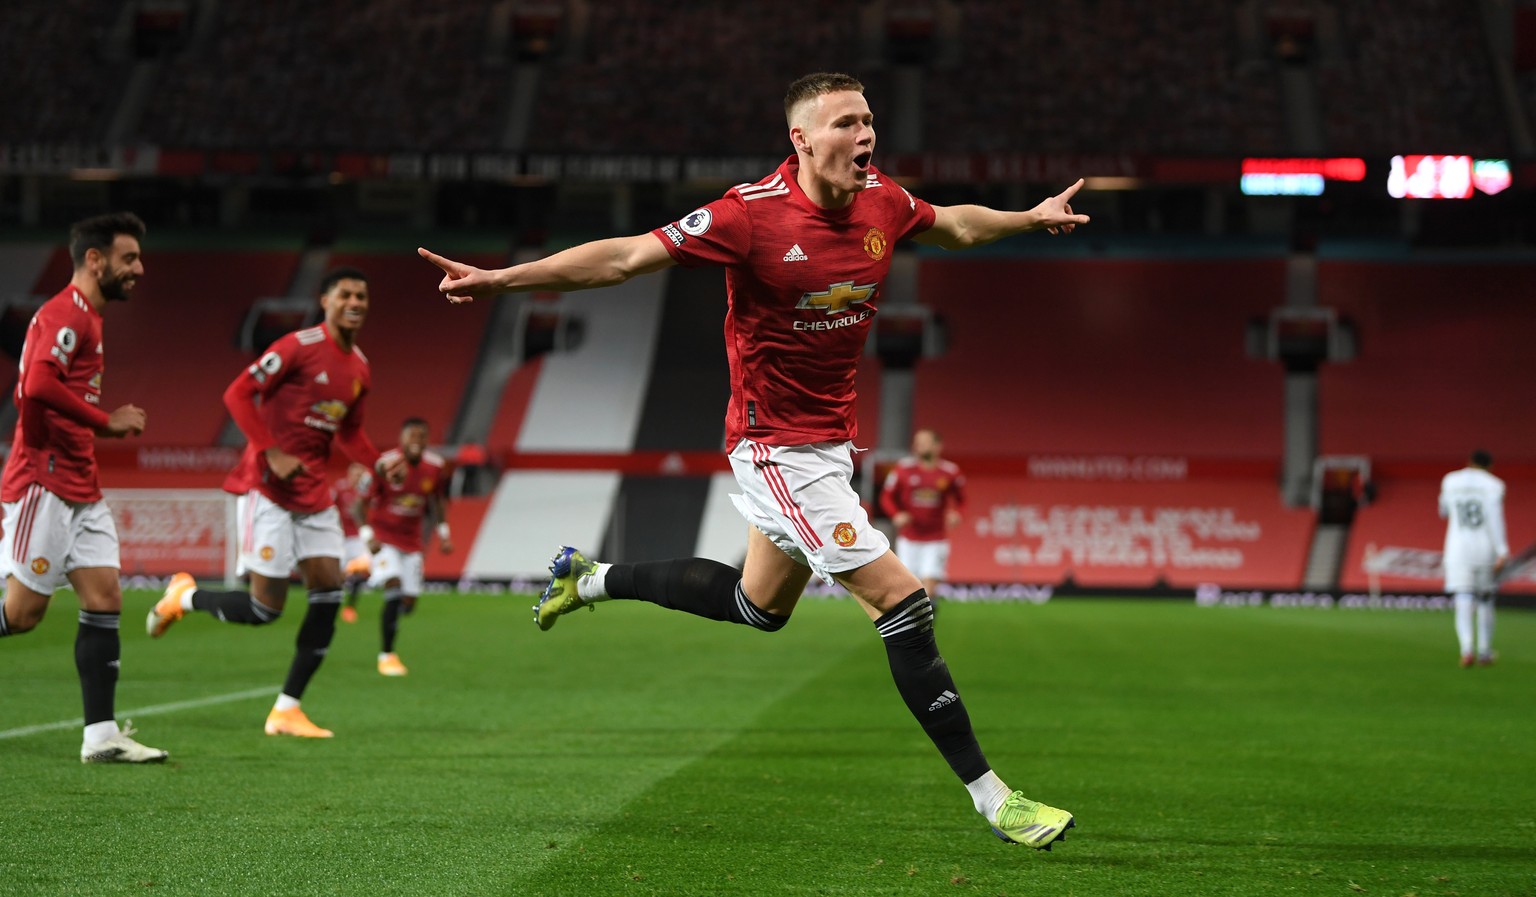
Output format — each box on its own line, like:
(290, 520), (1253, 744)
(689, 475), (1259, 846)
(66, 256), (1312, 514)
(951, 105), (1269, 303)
(797, 281), (877, 315)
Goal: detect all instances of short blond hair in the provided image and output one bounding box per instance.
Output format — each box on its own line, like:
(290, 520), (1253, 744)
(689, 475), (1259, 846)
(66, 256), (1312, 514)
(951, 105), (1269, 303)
(784, 72), (865, 126)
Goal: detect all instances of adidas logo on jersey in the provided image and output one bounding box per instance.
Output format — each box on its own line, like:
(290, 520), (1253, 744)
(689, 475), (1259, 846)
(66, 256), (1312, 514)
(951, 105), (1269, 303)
(314, 371), (330, 384)
(783, 244), (808, 262)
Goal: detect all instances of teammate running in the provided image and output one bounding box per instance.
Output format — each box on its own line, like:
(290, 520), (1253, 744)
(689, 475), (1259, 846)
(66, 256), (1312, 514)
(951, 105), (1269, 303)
(147, 267), (404, 737)
(880, 429), (966, 599)
(419, 72), (1086, 848)
(0, 212), (166, 763)
(359, 417), (452, 676)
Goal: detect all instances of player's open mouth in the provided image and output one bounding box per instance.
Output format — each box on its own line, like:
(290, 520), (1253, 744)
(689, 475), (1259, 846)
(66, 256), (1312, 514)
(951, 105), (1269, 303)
(853, 152), (872, 172)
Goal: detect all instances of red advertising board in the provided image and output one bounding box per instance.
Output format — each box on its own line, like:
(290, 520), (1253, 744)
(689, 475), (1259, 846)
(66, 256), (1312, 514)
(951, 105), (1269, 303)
(106, 489), (232, 579)
(950, 477), (1315, 589)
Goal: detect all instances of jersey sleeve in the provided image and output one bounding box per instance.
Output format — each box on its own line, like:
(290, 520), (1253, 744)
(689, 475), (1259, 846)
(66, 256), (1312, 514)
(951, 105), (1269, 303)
(879, 467), (903, 517)
(1490, 484), (1509, 557)
(651, 193), (751, 268)
(244, 333), (301, 398)
(30, 302), (93, 375)
(879, 170), (937, 243)
(949, 469), (967, 511)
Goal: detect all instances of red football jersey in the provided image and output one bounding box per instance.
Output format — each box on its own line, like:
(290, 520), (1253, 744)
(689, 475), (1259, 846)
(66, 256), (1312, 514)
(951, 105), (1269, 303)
(879, 458), (966, 542)
(331, 471), (370, 538)
(2, 288), (108, 503)
(652, 156), (935, 449)
(365, 448), (447, 553)
(224, 324), (373, 513)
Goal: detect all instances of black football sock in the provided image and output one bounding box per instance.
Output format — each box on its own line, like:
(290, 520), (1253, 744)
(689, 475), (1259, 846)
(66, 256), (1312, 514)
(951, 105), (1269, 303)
(380, 590), (403, 653)
(875, 590), (990, 783)
(604, 558), (789, 631)
(76, 610), (120, 727)
(280, 590), (341, 700)
(192, 589), (281, 624)
(345, 577), (362, 608)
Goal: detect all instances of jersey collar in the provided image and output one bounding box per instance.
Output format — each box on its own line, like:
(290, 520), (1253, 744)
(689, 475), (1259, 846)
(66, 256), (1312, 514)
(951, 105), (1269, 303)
(781, 156), (858, 220)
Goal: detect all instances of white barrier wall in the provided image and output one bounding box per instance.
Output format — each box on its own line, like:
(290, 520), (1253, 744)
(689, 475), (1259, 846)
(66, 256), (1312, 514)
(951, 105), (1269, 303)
(464, 471), (623, 580)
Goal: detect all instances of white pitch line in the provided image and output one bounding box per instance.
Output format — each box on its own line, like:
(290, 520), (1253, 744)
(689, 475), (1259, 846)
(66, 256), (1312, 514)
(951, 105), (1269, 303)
(0, 686), (275, 740)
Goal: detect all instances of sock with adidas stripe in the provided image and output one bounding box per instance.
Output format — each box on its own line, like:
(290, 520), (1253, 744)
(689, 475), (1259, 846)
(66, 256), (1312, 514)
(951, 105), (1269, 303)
(875, 589), (990, 783)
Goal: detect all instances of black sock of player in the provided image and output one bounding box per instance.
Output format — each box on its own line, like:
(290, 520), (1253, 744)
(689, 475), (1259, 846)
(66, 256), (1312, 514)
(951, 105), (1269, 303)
(76, 610), (120, 726)
(0, 597), (12, 636)
(875, 590), (990, 783)
(192, 589), (281, 624)
(345, 576), (363, 608)
(604, 558), (789, 631)
(281, 590), (341, 700)
(380, 590), (403, 653)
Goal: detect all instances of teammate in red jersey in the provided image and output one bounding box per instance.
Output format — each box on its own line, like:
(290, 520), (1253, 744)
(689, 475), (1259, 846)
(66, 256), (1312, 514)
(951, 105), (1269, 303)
(147, 267), (405, 738)
(335, 462), (373, 623)
(358, 417), (452, 677)
(419, 73), (1086, 848)
(880, 429), (966, 598)
(0, 212), (167, 763)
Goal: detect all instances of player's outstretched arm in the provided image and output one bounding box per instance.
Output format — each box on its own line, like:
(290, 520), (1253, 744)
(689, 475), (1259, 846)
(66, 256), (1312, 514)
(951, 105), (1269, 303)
(915, 179), (1091, 250)
(418, 235), (676, 304)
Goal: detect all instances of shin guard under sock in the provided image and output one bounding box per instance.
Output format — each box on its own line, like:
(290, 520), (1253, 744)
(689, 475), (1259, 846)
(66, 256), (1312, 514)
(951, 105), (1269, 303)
(76, 610), (121, 726)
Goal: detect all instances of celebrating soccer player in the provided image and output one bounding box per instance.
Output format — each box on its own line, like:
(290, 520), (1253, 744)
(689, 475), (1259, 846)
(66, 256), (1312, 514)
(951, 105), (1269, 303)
(357, 416), (452, 677)
(147, 267), (405, 738)
(419, 72), (1087, 848)
(0, 212), (167, 763)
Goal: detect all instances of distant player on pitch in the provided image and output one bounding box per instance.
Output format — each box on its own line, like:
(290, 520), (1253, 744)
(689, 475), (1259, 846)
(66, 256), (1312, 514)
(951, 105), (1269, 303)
(0, 212), (167, 763)
(358, 416), (452, 677)
(880, 429), (966, 598)
(147, 267), (405, 737)
(1439, 449), (1508, 667)
(420, 72), (1086, 849)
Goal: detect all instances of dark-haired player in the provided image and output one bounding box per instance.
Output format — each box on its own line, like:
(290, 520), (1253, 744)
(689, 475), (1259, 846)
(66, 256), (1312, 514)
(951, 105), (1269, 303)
(419, 73), (1086, 848)
(359, 417), (451, 677)
(0, 212), (166, 762)
(148, 267), (404, 738)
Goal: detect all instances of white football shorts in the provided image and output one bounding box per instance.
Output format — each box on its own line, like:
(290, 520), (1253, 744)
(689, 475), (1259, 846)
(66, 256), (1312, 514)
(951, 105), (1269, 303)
(728, 438), (890, 586)
(367, 543), (424, 595)
(896, 536), (950, 582)
(1444, 561), (1496, 595)
(0, 484), (120, 595)
(234, 491), (345, 579)
(343, 535), (368, 564)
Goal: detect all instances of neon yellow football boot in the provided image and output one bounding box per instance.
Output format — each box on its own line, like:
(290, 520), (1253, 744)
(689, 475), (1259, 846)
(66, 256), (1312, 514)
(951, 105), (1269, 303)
(533, 546), (599, 631)
(990, 792), (1075, 850)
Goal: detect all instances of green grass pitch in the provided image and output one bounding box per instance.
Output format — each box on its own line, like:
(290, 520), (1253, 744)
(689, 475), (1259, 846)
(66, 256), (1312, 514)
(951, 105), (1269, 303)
(3, 591), (1533, 896)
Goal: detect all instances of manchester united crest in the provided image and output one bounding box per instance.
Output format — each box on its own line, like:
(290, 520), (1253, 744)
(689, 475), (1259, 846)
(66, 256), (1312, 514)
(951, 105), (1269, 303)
(832, 522), (857, 547)
(259, 546), (275, 561)
(863, 228), (887, 261)
(30, 557), (49, 575)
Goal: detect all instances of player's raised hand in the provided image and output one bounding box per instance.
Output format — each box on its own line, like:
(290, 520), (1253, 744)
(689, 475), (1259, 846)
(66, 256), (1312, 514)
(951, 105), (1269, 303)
(1033, 179), (1091, 235)
(100, 403), (146, 438)
(417, 247), (501, 304)
(377, 452), (409, 487)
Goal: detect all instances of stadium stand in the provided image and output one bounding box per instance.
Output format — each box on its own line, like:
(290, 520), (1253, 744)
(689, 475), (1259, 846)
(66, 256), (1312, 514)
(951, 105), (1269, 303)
(30, 246), (302, 445)
(136, 1), (506, 151)
(0, 0), (129, 144)
(526, 0), (867, 154)
(922, 0), (1286, 154)
(1317, 0), (1509, 156)
(1315, 260), (1536, 461)
(325, 250), (505, 447)
(912, 257), (1289, 458)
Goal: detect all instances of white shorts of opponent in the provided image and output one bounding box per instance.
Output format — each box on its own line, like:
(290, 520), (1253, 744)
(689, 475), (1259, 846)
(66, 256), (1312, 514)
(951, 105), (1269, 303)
(1444, 561), (1496, 595)
(234, 491), (344, 579)
(367, 543), (424, 595)
(727, 439), (890, 586)
(0, 484), (120, 595)
(896, 537), (951, 582)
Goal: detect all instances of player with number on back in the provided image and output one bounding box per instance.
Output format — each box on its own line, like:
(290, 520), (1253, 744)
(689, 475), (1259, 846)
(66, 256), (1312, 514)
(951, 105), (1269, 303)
(0, 212), (167, 763)
(419, 73), (1089, 849)
(1439, 449), (1508, 667)
(147, 267), (405, 738)
(359, 416), (452, 677)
